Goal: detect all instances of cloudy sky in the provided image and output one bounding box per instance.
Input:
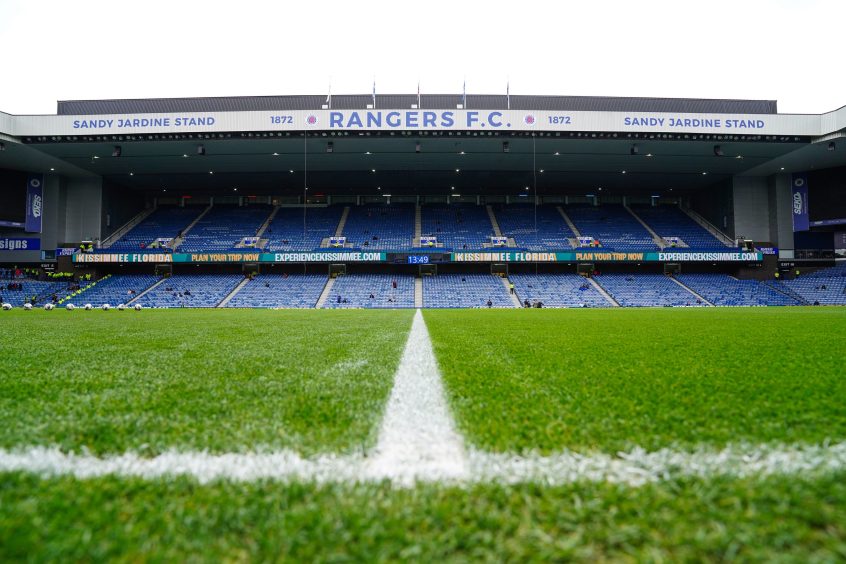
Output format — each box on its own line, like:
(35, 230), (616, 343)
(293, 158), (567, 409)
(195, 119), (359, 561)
(0, 0), (842, 115)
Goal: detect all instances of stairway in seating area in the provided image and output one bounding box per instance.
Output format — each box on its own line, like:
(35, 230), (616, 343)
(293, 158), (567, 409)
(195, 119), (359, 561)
(169, 204), (213, 249)
(255, 206), (280, 238)
(414, 277), (423, 308)
(669, 276), (714, 306)
(682, 207), (736, 246)
(315, 276), (337, 308)
(334, 206), (350, 237)
(217, 277), (251, 307)
(500, 276), (521, 307)
(101, 207), (156, 248)
(486, 205), (503, 237)
(556, 206), (582, 238)
(414, 204), (422, 244)
(588, 277), (620, 307)
(127, 278), (167, 305)
(624, 203), (666, 248)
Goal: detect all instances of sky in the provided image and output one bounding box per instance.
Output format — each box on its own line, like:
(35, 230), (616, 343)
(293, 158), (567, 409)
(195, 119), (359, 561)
(0, 0), (843, 115)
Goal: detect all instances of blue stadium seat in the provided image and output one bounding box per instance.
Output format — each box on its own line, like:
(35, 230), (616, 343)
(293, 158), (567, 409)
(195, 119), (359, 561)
(564, 204), (657, 251)
(423, 274), (513, 308)
(778, 263), (846, 305)
(226, 274), (327, 308)
(420, 204), (494, 249)
(510, 273), (610, 307)
(325, 274), (415, 308)
(72, 274), (161, 306)
(341, 205), (415, 250)
(264, 207), (344, 251)
(630, 205), (734, 251)
(676, 274), (798, 306)
(1, 279), (76, 306)
(178, 205), (274, 252)
(595, 273), (704, 307)
(493, 204), (575, 250)
(108, 206), (204, 251)
(134, 274), (243, 307)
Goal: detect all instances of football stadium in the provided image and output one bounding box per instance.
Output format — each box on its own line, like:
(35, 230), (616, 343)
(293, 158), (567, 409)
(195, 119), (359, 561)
(1, 92), (845, 559)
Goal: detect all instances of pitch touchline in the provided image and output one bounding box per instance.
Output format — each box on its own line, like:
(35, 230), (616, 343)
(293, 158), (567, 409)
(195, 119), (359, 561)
(2, 309), (846, 486)
(2, 443), (846, 486)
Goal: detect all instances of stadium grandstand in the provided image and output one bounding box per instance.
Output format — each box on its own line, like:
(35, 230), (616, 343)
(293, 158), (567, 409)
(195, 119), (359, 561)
(1, 92), (845, 308)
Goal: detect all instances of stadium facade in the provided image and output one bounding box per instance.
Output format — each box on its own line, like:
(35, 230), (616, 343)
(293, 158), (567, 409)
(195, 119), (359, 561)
(0, 94), (844, 307)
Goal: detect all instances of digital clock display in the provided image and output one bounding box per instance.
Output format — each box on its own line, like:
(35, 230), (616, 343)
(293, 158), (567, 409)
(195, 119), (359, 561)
(407, 255), (431, 264)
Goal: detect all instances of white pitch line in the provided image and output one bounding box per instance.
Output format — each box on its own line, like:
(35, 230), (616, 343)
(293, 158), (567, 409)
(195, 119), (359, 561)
(468, 441), (846, 487)
(2, 443), (846, 487)
(363, 309), (468, 485)
(2, 309), (846, 486)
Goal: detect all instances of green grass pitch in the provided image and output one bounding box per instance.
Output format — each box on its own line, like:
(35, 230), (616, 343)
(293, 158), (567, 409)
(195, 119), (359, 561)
(0, 309), (413, 455)
(1, 306), (845, 561)
(425, 307), (846, 453)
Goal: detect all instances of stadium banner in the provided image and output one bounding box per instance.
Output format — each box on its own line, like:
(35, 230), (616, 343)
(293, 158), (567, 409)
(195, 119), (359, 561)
(451, 251), (762, 262)
(0, 237), (41, 251)
(810, 218), (846, 227)
(8, 108), (827, 137)
(791, 173), (810, 232)
(72, 250), (762, 263)
(25, 175), (43, 233)
(73, 251), (387, 263)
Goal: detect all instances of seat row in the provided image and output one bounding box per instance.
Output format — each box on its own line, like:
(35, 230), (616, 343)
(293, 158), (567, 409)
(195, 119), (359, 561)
(54, 268), (845, 309)
(104, 203), (734, 252)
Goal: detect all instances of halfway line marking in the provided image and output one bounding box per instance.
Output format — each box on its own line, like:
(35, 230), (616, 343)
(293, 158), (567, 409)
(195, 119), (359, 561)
(364, 309), (468, 484)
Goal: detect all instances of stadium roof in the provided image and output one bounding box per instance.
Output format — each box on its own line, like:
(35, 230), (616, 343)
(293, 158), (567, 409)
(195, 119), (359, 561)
(14, 135), (821, 196)
(57, 94), (778, 116)
(2, 93), (843, 197)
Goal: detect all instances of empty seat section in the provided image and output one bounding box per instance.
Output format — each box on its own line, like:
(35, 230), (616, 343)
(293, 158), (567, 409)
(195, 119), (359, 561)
(423, 274), (513, 308)
(2, 279), (76, 306)
(178, 205), (273, 252)
(510, 273), (610, 307)
(493, 204), (574, 250)
(595, 273), (703, 307)
(676, 274), (797, 306)
(226, 274), (327, 308)
(565, 204), (657, 251)
(779, 263), (846, 305)
(630, 205), (732, 250)
(341, 205), (415, 250)
(108, 206), (204, 251)
(420, 204), (493, 249)
(264, 207), (344, 251)
(135, 274), (242, 307)
(72, 274), (161, 305)
(325, 274), (415, 308)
